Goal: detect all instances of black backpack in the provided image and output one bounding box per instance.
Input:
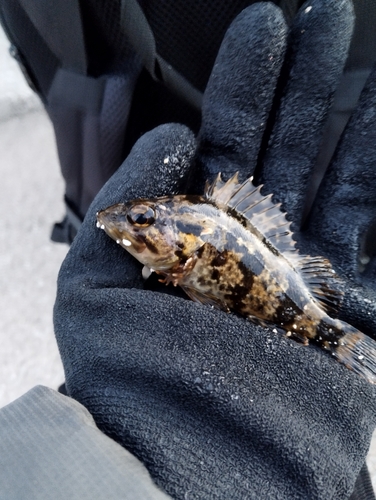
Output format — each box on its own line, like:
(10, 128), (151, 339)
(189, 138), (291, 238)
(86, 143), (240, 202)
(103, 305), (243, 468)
(0, 0), (302, 243)
(0, 0), (375, 250)
(1, 2), (376, 498)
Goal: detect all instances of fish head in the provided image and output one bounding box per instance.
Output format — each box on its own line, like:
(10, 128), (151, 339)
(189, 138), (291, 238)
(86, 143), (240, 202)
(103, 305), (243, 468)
(96, 196), (206, 273)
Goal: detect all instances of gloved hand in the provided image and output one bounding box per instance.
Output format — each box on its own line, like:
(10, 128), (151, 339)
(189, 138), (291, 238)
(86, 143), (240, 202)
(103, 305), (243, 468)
(54, 1), (376, 499)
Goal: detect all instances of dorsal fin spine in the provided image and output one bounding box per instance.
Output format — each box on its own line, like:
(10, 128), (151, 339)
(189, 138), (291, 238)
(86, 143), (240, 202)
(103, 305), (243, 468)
(232, 185), (259, 205)
(242, 193), (271, 211)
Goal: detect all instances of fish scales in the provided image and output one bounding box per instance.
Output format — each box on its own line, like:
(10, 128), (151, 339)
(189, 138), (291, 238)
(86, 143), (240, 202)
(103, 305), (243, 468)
(175, 206), (319, 339)
(97, 172), (376, 384)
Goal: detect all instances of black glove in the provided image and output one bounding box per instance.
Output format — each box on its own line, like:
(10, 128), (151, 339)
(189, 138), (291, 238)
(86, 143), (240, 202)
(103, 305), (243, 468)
(54, 1), (376, 499)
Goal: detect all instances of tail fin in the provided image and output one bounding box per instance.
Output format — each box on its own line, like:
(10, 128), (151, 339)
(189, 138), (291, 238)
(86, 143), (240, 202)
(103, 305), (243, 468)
(333, 330), (376, 384)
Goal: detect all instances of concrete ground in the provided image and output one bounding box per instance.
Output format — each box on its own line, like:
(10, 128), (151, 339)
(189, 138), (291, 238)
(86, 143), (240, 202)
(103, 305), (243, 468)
(0, 109), (67, 406)
(1, 24), (376, 493)
(0, 26), (67, 406)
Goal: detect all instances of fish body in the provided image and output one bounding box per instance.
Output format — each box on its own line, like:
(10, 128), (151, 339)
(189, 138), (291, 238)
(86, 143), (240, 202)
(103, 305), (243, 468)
(97, 173), (376, 383)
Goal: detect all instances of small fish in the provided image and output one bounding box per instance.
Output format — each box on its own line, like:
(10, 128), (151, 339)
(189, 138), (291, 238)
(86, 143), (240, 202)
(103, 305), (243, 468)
(97, 172), (376, 384)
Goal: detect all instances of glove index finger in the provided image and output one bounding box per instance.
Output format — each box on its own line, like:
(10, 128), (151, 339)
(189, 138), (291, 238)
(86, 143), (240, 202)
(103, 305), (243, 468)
(261, 0), (354, 227)
(57, 123), (197, 292)
(96, 123), (197, 208)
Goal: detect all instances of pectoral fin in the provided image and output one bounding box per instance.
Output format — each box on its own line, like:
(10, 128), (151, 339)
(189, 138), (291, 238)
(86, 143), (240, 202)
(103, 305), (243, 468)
(181, 286), (229, 312)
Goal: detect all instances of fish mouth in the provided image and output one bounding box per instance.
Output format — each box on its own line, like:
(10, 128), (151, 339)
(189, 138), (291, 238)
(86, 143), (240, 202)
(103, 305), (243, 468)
(96, 206), (145, 253)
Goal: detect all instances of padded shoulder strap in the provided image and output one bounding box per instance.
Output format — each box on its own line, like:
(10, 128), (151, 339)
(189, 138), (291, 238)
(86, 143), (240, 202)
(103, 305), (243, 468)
(18, 0), (87, 74)
(120, 0), (203, 110)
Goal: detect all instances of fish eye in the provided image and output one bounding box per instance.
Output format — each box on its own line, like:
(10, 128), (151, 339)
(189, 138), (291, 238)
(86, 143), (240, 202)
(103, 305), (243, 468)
(127, 204), (156, 227)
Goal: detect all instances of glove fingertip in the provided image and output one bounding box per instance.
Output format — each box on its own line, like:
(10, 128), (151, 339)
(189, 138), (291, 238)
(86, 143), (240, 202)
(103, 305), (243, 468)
(98, 123), (197, 208)
(198, 2), (287, 184)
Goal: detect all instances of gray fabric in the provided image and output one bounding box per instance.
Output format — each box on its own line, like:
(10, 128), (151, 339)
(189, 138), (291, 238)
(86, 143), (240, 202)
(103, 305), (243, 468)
(0, 386), (171, 500)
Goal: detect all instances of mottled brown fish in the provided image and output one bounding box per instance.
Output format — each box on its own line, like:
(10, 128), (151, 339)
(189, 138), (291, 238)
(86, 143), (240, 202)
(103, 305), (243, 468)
(97, 172), (376, 384)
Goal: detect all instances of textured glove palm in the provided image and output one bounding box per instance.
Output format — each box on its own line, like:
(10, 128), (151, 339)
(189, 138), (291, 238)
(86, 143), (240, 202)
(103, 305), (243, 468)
(54, 1), (376, 499)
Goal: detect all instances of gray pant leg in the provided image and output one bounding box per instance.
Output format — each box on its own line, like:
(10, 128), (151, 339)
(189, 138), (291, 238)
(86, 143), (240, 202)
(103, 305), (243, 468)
(0, 386), (172, 500)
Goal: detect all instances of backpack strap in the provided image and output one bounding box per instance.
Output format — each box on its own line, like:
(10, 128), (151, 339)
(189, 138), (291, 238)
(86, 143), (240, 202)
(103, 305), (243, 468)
(120, 0), (203, 111)
(18, 0), (87, 74)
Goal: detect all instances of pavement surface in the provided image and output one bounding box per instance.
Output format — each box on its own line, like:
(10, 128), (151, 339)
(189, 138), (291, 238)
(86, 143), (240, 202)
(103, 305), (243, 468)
(1, 24), (376, 494)
(0, 109), (67, 406)
(0, 26), (67, 406)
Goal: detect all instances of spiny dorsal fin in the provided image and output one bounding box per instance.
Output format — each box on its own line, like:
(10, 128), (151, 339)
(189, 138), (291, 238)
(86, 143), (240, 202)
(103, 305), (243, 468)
(205, 172), (296, 254)
(205, 172), (241, 205)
